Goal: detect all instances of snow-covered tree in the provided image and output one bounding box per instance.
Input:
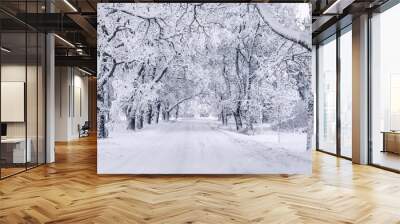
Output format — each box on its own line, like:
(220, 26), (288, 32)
(98, 3), (312, 150)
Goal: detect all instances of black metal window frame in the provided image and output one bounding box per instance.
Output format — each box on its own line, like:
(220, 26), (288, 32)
(367, 0), (400, 173)
(315, 24), (353, 161)
(315, 0), (400, 173)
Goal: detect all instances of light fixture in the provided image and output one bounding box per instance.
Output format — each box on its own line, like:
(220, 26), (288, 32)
(76, 48), (86, 55)
(322, 0), (355, 15)
(63, 0), (78, 12)
(54, 34), (75, 48)
(1, 47), (11, 53)
(78, 67), (93, 76)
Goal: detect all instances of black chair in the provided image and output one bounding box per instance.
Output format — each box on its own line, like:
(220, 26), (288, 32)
(79, 121), (90, 138)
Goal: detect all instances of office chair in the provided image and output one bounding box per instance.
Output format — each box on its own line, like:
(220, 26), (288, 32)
(79, 121), (90, 138)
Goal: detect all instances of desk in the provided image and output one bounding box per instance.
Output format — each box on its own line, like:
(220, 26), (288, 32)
(382, 131), (400, 154)
(1, 138), (31, 163)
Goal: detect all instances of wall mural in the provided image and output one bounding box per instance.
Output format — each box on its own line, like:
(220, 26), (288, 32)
(97, 3), (313, 174)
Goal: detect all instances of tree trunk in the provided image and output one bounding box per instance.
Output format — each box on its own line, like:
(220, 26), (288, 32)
(98, 82), (111, 138)
(98, 114), (107, 138)
(164, 102), (170, 121)
(138, 111), (144, 129)
(221, 110), (228, 126)
(277, 105), (281, 143)
(175, 105), (179, 120)
(306, 100), (314, 151)
(233, 113), (242, 131)
(128, 116), (136, 131)
(147, 104), (153, 125)
(244, 75), (253, 131)
(233, 102), (242, 131)
(155, 102), (161, 124)
(245, 112), (253, 132)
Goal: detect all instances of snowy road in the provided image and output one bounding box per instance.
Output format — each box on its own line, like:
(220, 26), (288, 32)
(98, 119), (311, 174)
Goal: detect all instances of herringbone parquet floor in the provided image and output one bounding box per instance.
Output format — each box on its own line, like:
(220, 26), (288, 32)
(1, 136), (400, 224)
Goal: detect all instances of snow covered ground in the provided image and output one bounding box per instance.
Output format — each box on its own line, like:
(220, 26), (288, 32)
(98, 119), (311, 174)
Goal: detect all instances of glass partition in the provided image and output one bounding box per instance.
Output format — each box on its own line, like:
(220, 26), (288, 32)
(371, 3), (400, 171)
(0, 1), (46, 179)
(1, 31), (28, 177)
(317, 36), (337, 154)
(27, 31), (38, 169)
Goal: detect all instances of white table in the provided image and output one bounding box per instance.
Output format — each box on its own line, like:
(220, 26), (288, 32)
(1, 138), (31, 163)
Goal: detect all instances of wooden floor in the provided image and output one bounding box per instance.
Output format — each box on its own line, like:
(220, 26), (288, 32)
(1, 136), (400, 223)
(373, 151), (400, 171)
(0, 167), (26, 178)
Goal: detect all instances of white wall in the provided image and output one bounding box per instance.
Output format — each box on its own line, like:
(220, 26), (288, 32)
(55, 66), (69, 141)
(71, 73), (89, 138)
(55, 67), (89, 141)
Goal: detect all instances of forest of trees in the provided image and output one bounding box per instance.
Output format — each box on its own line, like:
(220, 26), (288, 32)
(97, 3), (313, 149)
